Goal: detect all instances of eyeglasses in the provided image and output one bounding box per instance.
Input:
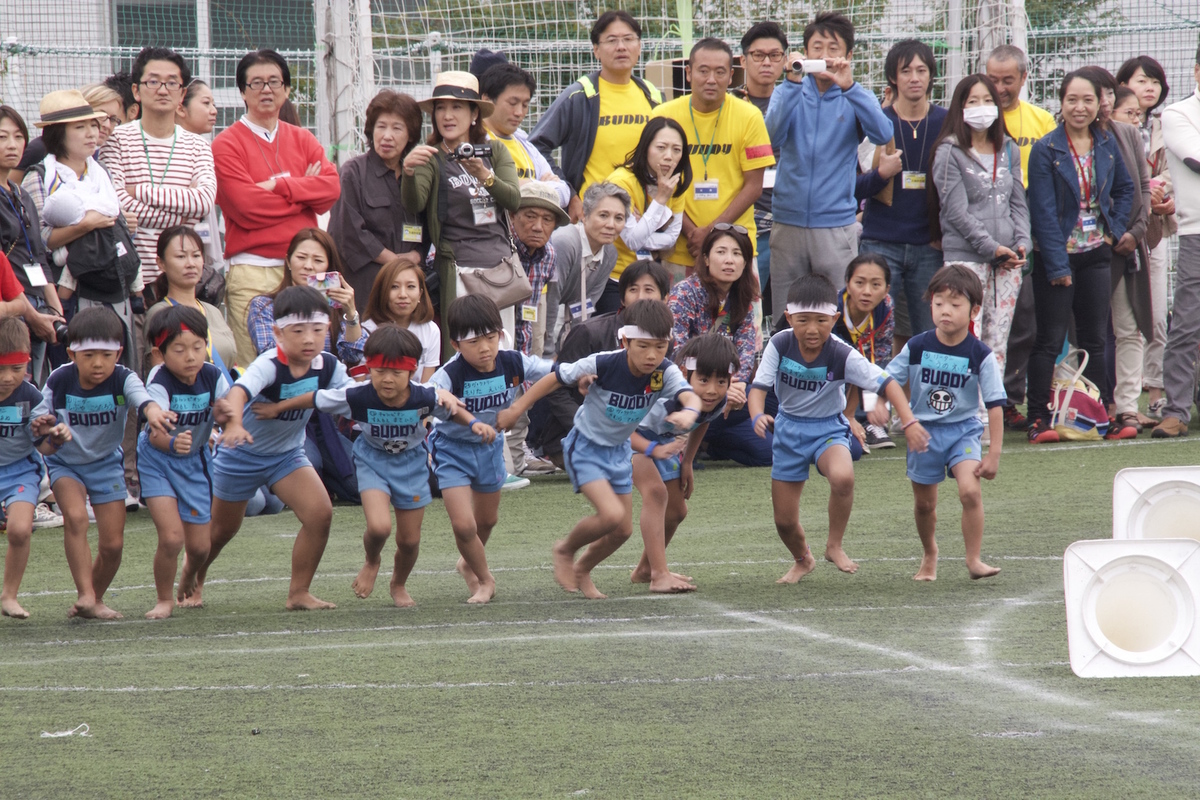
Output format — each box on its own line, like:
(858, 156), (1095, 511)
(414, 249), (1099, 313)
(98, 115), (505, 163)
(599, 35), (640, 48)
(100, 114), (122, 128)
(139, 78), (183, 92)
(712, 223), (748, 234)
(247, 78), (286, 92)
(746, 51), (785, 64)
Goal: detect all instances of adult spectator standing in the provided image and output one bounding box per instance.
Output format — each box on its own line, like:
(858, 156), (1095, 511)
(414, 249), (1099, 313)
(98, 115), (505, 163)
(327, 90), (428, 314)
(1151, 50), (1200, 438)
(531, 10), (660, 225)
(765, 12), (890, 321)
(479, 63), (571, 206)
(733, 22), (788, 305)
(213, 49), (340, 368)
(856, 39), (947, 348)
(986, 45), (1058, 430)
(653, 38), (774, 280)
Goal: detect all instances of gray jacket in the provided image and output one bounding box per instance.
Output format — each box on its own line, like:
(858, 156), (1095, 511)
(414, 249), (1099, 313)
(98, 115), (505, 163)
(543, 222), (617, 357)
(933, 136), (1032, 264)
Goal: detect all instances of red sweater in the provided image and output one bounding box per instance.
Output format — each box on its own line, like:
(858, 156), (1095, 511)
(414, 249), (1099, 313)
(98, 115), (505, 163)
(212, 120), (341, 260)
(0, 252), (22, 302)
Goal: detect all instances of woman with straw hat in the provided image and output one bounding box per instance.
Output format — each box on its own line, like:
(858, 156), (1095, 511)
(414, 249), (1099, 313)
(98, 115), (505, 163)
(400, 71), (521, 357)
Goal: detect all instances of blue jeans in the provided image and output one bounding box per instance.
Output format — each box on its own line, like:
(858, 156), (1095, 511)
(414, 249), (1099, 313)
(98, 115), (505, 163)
(859, 239), (942, 336)
(756, 230), (772, 291)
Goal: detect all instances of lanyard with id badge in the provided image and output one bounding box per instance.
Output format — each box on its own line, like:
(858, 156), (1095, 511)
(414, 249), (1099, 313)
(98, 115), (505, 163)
(1, 187), (48, 288)
(899, 114), (930, 192)
(690, 100), (724, 202)
(1068, 136), (1099, 233)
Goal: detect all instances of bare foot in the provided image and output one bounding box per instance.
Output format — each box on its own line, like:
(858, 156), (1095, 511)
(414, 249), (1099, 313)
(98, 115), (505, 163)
(776, 548), (817, 584)
(576, 567), (607, 599)
(72, 600), (122, 620)
(467, 578), (496, 605)
(285, 592), (337, 611)
(914, 550), (938, 582)
(633, 567), (694, 584)
(1, 598), (30, 619)
(177, 556), (200, 605)
(390, 583), (416, 608)
(145, 600), (174, 620)
(352, 559), (381, 599)
(552, 540), (579, 592)
(177, 586), (203, 608)
(824, 546), (859, 574)
(455, 556), (481, 594)
(968, 561), (1001, 580)
(649, 572), (697, 593)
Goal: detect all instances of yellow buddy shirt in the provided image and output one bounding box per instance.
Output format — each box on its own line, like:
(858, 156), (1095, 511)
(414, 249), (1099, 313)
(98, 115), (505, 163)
(490, 132), (537, 181)
(652, 94), (775, 266)
(582, 78), (655, 191)
(1003, 100), (1056, 185)
(605, 165), (687, 279)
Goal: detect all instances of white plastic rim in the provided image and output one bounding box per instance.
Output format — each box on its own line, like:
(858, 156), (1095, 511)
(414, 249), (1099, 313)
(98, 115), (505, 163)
(1113, 467), (1200, 541)
(1080, 555), (1194, 664)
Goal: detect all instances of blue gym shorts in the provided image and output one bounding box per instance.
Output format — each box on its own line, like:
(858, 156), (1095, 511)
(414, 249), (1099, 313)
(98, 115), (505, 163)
(428, 428), (504, 494)
(563, 428), (633, 495)
(906, 417), (984, 485)
(136, 433), (214, 523)
(770, 412), (851, 483)
(0, 455), (42, 507)
(354, 436), (432, 510)
(210, 444), (311, 502)
(46, 448), (126, 506)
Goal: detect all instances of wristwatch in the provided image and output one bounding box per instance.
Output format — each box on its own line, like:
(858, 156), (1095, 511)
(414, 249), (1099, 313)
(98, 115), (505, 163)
(483, 171), (496, 188)
(344, 310), (361, 325)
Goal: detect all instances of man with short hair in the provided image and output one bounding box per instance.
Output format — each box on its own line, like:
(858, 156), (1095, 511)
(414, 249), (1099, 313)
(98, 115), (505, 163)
(104, 72), (141, 124)
(765, 11), (891, 322)
(986, 44), (1057, 429)
(212, 49), (340, 367)
(652, 37), (774, 279)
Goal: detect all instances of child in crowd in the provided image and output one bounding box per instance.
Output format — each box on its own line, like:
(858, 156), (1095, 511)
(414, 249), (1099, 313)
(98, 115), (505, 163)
(181, 286), (353, 611)
(36, 306), (173, 619)
(252, 324), (466, 607)
(501, 299), (702, 599)
(833, 254), (896, 451)
(138, 306), (230, 619)
(880, 265), (1004, 581)
(429, 295), (554, 604)
(749, 276), (928, 582)
(629, 334), (738, 593)
(0, 319), (72, 619)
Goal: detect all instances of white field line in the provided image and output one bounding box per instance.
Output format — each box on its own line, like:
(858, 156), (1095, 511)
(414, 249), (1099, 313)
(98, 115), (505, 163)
(863, 435), (1200, 462)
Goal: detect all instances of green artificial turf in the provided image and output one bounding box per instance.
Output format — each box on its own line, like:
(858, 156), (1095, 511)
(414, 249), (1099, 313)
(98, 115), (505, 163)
(5, 433), (1200, 798)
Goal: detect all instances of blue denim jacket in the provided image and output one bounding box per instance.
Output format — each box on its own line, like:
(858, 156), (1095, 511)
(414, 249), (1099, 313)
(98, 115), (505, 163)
(1027, 124), (1134, 280)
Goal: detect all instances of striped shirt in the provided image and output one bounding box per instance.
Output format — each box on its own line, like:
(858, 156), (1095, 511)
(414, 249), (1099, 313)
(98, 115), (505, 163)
(99, 122), (216, 282)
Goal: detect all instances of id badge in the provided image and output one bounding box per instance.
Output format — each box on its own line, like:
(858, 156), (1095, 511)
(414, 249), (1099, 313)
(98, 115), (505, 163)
(473, 203), (498, 225)
(901, 171), (926, 190)
(521, 303), (538, 323)
(1080, 213), (1098, 232)
(193, 221), (213, 243)
(636, 248), (652, 260)
(402, 224), (423, 243)
(568, 299), (595, 318)
(23, 263), (47, 288)
(694, 180), (720, 201)
(115, 241), (128, 257)
(763, 168), (777, 190)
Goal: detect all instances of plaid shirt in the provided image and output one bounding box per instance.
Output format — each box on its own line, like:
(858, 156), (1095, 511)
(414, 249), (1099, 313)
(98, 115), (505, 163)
(514, 237), (556, 355)
(667, 275), (758, 384)
(246, 294), (367, 364)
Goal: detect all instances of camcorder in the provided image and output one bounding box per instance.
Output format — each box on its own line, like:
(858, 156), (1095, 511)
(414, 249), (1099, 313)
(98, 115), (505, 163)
(447, 143), (493, 161)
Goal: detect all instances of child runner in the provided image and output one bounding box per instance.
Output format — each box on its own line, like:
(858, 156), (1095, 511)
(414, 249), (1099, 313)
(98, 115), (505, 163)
(629, 333), (738, 593)
(138, 306), (230, 619)
(879, 264), (1004, 580)
(749, 276), (928, 581)
(36, 306), (173, 619)
(834, 254), (896, 451)
(0, 318), (72, 619)
(500, 299), (702, 599)
(251, 323), (466, 607)
(429, 295), (554, 604)
(180, 286), (352, 611)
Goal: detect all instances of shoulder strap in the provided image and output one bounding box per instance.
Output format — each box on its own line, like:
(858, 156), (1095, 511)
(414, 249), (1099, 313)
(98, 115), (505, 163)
(634, 76), (662, 106)
(579, 74), (598, 98)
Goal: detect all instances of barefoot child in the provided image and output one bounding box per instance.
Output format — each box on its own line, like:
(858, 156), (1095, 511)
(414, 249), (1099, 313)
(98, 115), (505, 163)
(181, 286), (352, 611)
(879, 264), (1004, 581)
(138, 306), (230, 619)
(35, 307), (173, 618)
(251, 324), (466, 607)
(629, 334), (738, 593)
(749, 276), (928, 582)
(499, 299), (702, 599)
(429, 295), (553, 604)
(0, 318), (72, 619)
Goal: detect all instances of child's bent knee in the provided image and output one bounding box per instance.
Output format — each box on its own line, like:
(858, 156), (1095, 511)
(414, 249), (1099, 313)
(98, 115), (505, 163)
(5, 528), (31, 547)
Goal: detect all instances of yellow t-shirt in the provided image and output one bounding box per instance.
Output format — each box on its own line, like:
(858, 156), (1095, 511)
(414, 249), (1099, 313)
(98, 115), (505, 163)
(490, 131), (537, 181)
(605, 166), (687, 279)
(1003, 100), (1057, 185)
(652, 95), (776, 266)
(582, 78), (655, 191)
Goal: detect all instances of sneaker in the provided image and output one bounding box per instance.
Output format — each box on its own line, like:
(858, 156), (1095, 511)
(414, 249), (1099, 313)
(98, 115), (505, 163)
(1106, 413), (1139, 440)
(1152, 416), (1187, 439)
(500, 473), (530, 491)
(1003, 405), (1029, 431)
(85, 502), (96, 523)
(1027, 419), (1060, 444)
(125, 492), (140, 512)
(32, 502), (64, 530)
(1147, 398), (1167, 420)
(518, 455), (558, 476)
(887, 414), (904, 436)
(863, 424), (895, 449)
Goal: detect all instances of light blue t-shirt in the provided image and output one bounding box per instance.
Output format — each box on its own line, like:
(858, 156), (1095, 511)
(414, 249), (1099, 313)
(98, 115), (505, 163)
(753, 331), (891, 418)
(556, 349), (691, 445)
(315, 382), (449, 453)
(0, 382), (44, 467)
(431, 350), (553, 441)
(637, 394), (727, 442)
(232, 349), (352, 454)
(145, 363), (231, 456)
(886, 330), (1007, 424)
(34, 363), (153, 464)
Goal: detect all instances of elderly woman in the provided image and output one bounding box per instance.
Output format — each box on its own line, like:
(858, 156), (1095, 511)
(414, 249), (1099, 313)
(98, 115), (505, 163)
(401, 71), (521, 356)
(329, 90), (429, 314)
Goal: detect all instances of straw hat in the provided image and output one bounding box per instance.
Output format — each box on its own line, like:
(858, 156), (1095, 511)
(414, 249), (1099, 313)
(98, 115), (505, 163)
(519, 182), (570, 227)
(34, 89), (107, 128)
(418, 71), (495, 117)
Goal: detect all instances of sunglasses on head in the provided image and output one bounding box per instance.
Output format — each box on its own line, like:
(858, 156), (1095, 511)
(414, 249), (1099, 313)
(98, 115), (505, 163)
(712, 223), (748, 235)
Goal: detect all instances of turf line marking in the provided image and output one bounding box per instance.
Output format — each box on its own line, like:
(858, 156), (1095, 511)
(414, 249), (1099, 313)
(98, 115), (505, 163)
(864, 435), (1200, 462)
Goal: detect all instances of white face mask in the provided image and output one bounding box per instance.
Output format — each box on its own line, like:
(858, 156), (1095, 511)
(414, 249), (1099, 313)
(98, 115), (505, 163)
(963, 104), (999, 130)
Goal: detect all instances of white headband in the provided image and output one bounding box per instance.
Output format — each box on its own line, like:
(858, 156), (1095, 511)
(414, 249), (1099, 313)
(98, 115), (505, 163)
(455, 329), (497, 342)
(684, 357), (737, 374)
(274, 312), (330, 329)
(619, 325), (662, 341)
(786, 303), (838, 316)
(71, 339), (122, 352)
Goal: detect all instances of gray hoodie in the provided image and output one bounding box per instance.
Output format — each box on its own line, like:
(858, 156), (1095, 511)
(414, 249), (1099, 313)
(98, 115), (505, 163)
(932, 136), (1033, 264)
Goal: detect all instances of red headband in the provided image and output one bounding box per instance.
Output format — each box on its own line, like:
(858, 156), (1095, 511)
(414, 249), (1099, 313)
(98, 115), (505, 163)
(0, 351), (31, 366)
(366, 354), (419, 372)
(153, 323), (193, 349)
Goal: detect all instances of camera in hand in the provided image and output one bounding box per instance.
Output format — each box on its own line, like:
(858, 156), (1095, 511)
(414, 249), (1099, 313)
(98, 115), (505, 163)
(53, 320), (70, 345)
(448, 143), (492, 161)
(791, 58), (827, 74)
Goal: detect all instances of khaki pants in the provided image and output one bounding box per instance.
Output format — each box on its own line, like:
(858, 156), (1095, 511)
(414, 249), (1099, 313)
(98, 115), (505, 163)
(1112, 274), (1146, 416)
(226, 263), (286, 368)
